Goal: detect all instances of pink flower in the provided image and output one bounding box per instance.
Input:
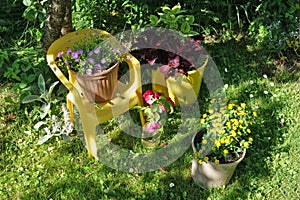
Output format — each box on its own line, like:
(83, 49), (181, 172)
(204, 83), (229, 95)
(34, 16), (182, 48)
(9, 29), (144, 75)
(144, 122), (161, 133)
(143, 90), (160, 105)
(160, 56), (180, 78)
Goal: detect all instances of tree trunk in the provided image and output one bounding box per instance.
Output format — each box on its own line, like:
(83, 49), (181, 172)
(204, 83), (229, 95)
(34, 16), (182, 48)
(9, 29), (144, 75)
(42, 0), (73, 54)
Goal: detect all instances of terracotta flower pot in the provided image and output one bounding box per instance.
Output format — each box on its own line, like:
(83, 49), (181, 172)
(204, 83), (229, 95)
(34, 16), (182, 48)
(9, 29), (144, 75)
(75, 62), (119, 103)
(191, 130), (246, 189)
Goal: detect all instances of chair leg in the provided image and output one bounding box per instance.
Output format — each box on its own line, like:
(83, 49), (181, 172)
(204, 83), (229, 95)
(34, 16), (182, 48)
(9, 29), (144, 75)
(79, 111), (98, 159)
(67, 94), (74, 123)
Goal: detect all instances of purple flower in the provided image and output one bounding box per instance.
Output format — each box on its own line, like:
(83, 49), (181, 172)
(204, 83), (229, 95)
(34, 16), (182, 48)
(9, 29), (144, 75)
(67, 49), (72, 55)
(81, 61), (86, 66)
(71, 52), (79, 59)
(144, 122), (161, 133)
(88, 58), (94, 64)
(85, 69), (93, 75)
(88, 51), (93, 56)
(126, 55), (131, 60)
(95, 64), (102, 70)
(76, 49), (84, 54)
(113, 47), (119, 53)
(101, 58), (106, 64)
(94, 47), (101, 54)
(57, 51), (64, 58)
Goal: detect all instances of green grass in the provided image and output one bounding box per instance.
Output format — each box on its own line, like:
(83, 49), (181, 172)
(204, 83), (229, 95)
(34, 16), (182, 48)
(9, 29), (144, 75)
(1, 36), (300, 200)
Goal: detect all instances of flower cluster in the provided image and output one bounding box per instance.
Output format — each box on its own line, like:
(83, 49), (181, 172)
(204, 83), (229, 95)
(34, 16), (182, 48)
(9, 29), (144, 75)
(55, 31), (126, 75)
(194, 99), (257, 165)
(130, 28), (207, 79)
(141, 90), (174, 134)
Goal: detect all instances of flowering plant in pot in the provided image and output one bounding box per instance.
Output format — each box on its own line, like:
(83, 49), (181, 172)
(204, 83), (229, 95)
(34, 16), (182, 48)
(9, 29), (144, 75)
(138, 89), (174, 147)
(130, 27), (208, 105)
(54, 29), (128, 103)
(191, 98), (257, 188)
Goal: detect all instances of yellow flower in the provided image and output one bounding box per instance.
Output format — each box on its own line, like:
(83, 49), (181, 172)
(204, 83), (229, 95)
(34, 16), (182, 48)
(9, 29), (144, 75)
(198, 160), (203, 165)
(204, 156), (209, 162)
(221, 129), (226, 134)
(226, 121), (231, 128)
(228, 104), (234, 110)
(237, 111), (245, 116)
(200, 118), (205, 124)
(249, 137), (253, 142)
(215, 140), (221, 147)
(238, 131), (242, 135)
(253, 112), (257, 117)
(237, 106), (242, 111)
(239, 119), (243, 124)
(246, 129), (251, 133)
(220, 138), (225, 144)
(202, 139), (207, 144)
(231, 130), (237, 137)
(214, 159), (220, 165)
(211, 147), (216, 151)
(241, 103), (246, 108)
(243, 141), (249, 148)
(232, 126), (237, 130)
(203, 113), (207, 118)
(208, 109), (213, 114)
(225, 138), (230, 144)
(223, 149), (229, 154)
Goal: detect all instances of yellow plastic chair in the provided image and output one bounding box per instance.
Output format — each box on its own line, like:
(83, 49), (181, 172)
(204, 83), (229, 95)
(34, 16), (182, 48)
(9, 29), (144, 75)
(46, 29), (144, 159)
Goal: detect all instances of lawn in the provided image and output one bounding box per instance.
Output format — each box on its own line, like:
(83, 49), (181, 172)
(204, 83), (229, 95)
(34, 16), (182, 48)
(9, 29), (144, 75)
(1, 35), (299, 199)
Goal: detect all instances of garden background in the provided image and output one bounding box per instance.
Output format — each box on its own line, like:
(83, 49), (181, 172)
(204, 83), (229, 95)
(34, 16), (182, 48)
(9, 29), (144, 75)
(0, 0), (299, 199)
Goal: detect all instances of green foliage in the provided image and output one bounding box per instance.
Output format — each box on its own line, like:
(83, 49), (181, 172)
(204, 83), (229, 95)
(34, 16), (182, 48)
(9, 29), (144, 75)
(22, 74), (59, 119)
(148, 3), (199, 36)
(34, 103), (73, 145)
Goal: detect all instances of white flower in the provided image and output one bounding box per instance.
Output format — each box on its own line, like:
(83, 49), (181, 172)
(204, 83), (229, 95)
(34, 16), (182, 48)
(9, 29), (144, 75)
(263, 74), (268, 79)
(169, 183), (175, 188)
(273, 94), (278, 97)
(264, 90), (268, 94)
(129, 168), (134, 173)
(250, 94), (254, 98)
(224, 68), (228, 73)
(270, 82), (274, 87)
(250, 80), (254, 85)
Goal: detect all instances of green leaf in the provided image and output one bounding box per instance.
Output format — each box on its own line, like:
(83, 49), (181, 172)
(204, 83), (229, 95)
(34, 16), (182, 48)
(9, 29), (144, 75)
(47, 81), (59, 100)
(23, 0), (31, 6)
(37, 134), (52, 145)
(38, 74), (46, 93)
(4, 97), (15, 104)
(22, 95), (40, 103)
(181, 22), (190, 34)
(149, 15), (159, 25)
(185, 16), (195, 24)
(40, 103), (50, 119)
(62, 134), (71, 143)
(34, 121), (46, 129)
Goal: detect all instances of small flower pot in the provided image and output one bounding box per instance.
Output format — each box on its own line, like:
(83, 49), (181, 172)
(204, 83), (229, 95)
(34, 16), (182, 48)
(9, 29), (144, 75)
(152, 59), (207, 105)
(191, 130), (246, 189)
(141, 129), (162, 148)
(74, 62), (119, 103)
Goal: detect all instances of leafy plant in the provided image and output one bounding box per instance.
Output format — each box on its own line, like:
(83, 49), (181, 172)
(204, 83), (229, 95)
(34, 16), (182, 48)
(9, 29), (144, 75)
(34, 103), (73, 145)
(195, 99), (257, 164)
(148, 3), (199, 36)
(22, 74), (59, 119)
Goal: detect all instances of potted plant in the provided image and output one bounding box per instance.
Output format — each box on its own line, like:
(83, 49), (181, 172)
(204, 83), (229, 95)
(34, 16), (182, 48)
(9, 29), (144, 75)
(137, 89), (174, 147)
(191, 98), (257, 188)
(54, 29), (128, 103)
(130, 3), (209, 105)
